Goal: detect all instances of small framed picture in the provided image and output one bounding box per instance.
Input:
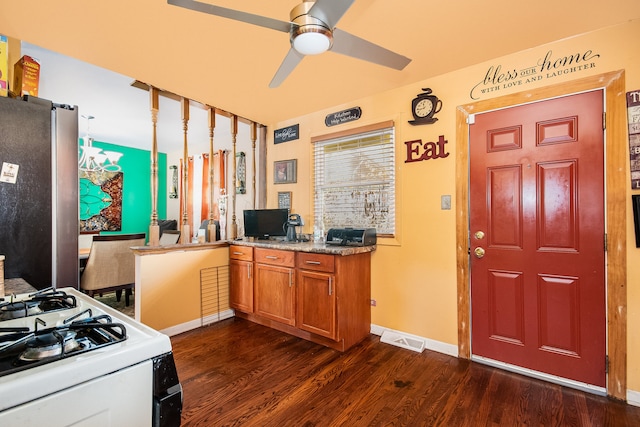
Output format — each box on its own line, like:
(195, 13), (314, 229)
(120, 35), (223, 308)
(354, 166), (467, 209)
(278, 192), (292, 210)
(274, 159), (297, 184)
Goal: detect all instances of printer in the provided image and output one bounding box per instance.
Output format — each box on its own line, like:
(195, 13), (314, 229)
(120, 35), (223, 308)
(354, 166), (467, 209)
(325, 228), (377, 246)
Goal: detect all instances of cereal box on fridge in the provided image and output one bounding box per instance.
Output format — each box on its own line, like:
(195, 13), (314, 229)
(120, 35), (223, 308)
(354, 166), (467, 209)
(13, 55), (40, 97)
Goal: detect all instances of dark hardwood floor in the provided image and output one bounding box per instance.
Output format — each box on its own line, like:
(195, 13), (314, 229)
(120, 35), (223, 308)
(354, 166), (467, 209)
(171, 318), (640, 426)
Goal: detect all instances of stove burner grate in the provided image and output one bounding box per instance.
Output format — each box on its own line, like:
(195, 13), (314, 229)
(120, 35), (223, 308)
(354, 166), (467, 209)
(0, 301), (42, 320)
(0, 288), (77, 321)
(0, 317), (127, 376)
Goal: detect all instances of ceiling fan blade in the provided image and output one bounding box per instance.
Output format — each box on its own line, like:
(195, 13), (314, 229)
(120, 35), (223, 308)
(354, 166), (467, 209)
(269, 49), (305, 88)
(331, 28), (411, 70)
(307, 0), (355, 28)
(167, 0), (291, 33)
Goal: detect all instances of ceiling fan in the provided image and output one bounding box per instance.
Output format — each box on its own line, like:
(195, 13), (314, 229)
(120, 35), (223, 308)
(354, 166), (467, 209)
(167, 0), (411, 88)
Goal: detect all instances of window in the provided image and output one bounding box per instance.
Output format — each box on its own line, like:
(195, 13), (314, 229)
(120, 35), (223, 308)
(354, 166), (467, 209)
(313, 121), (395, 237)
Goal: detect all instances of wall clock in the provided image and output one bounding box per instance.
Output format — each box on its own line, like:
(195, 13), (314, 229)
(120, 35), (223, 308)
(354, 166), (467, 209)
(408, 88), (442, 125)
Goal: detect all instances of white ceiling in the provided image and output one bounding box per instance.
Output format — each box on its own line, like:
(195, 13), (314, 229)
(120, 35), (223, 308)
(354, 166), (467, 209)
(23, 42), (222, 153)
(4, 1), (640, 153)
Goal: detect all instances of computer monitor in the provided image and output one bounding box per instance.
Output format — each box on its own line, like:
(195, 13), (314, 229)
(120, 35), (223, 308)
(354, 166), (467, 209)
(243, 209), (289, 239)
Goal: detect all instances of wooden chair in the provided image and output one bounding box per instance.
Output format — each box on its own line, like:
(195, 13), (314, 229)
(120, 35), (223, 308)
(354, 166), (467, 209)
(80, 233), (145, 306)
(159, 229), (181, 245)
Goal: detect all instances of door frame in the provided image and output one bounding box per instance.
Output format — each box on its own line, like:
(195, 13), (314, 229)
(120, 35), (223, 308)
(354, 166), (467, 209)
(455, 70), (627, 399)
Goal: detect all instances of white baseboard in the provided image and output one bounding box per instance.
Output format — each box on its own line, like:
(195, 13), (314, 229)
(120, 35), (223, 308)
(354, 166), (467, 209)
(370, 324), (458, 357)
(628, 389), (640, 407)
(160, 309), (235, 337)
(202, 309), (235, 326)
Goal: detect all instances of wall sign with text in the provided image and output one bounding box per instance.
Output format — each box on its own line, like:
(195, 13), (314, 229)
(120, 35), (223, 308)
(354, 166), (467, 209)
(274, 124), (299, 144)
(404, 135), (450, 163)
(325, 107), (361, 127)
(628, 90), (640, 188)
(469, 48), (601, 100)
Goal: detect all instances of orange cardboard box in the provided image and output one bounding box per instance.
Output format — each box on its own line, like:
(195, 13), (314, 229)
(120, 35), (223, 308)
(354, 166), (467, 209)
(13, 55), (40, 97)
(0, 35), (8, 97)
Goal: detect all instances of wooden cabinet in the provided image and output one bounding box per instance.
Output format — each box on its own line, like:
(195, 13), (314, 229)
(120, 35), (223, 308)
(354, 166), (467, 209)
(229, 244), (372, 351)
(229, 245), (254, 313)
(254, 248), (296, 326)
(296, 252), (336, 339)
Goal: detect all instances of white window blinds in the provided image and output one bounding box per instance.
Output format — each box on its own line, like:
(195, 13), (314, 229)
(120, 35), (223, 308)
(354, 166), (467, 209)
(313, 124), (395, 237)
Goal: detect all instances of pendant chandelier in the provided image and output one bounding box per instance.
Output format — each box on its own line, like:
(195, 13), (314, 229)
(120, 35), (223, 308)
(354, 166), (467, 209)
(78, 115), (123, 172)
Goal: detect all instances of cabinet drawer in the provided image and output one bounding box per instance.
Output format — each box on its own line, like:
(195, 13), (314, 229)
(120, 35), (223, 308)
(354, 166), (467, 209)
(254, 248), (295, 267)
(230, 245), (253, 261)
(297, 252), (334, 273)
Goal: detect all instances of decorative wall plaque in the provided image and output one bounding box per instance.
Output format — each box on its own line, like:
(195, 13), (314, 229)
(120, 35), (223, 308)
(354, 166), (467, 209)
(236, 152), (246, 194)
(278, 191), (292, 210)
(325, 107), (361, 127)
(274, 124), (299, 144)
(628, 90), (640, 189)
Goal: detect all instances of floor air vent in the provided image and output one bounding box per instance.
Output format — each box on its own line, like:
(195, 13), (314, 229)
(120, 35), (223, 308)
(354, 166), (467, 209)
(380, 330), (425, 353)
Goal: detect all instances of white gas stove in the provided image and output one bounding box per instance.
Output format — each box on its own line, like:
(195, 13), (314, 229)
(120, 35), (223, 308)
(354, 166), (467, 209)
(0, 287), (182, 426)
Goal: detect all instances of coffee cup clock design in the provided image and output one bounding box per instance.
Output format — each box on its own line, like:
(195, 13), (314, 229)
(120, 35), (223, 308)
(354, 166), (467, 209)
(408, 88), (442, 125)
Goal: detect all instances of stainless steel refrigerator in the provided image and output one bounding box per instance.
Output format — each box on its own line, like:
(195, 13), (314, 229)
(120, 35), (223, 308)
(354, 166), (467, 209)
(0, 95), (79, 289)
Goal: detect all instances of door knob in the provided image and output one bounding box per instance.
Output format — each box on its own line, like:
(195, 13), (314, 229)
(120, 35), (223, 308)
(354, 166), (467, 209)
(474, 247), (485, 258)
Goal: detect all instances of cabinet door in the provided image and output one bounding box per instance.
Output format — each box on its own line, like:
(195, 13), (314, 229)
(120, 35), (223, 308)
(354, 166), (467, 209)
(254, 263), (296, 326)
(230, 259), (253, 313)
(297, 269), (336, 340)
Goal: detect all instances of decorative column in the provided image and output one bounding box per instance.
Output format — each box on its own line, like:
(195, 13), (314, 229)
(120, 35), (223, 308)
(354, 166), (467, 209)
(251, 122), (257, 208)
(259, 125), (267, 208)
(230, 114), (238, 239)
(148, 87), (160, 246)
(207, 107), (217, 242)
(180, 97), (191, 244)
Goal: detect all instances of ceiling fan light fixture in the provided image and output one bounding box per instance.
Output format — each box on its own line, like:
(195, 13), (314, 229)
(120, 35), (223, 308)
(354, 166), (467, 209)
(289, 1), (333, 55)
(293, 29), (332, 55)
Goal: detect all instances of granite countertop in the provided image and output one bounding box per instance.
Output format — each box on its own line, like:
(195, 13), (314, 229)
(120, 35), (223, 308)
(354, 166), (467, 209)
(131, 241), (229, 256)
(229, 239), (376, 256)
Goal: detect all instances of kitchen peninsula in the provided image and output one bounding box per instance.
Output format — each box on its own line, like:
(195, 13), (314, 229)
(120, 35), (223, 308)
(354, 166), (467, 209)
(132, 242), (230, 334)
(230, 240), (375, 351)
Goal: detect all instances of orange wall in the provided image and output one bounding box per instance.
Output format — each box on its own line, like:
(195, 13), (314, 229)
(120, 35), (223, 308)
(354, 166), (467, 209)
(267, 20), (640, 391)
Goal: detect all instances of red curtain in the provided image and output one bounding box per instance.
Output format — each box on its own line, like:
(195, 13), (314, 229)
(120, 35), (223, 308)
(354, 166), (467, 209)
(179, 152), (226, 234)
(201, 154), (210, 220)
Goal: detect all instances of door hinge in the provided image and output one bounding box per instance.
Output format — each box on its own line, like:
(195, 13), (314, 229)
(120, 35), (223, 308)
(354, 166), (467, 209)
(604, 233), (608, 252)
(605, 355), (610, 374)
(603, 112), (606, 131)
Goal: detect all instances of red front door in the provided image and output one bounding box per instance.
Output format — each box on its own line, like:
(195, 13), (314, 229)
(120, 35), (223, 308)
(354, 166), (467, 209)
(469, 90), (606, 386)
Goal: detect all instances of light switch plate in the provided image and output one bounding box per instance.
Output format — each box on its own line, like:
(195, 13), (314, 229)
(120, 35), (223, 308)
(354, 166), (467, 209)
(441, 195), (451, 210)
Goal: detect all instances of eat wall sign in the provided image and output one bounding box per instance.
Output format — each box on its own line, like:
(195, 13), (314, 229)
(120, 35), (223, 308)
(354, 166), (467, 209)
(404, 135), (449, 163)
